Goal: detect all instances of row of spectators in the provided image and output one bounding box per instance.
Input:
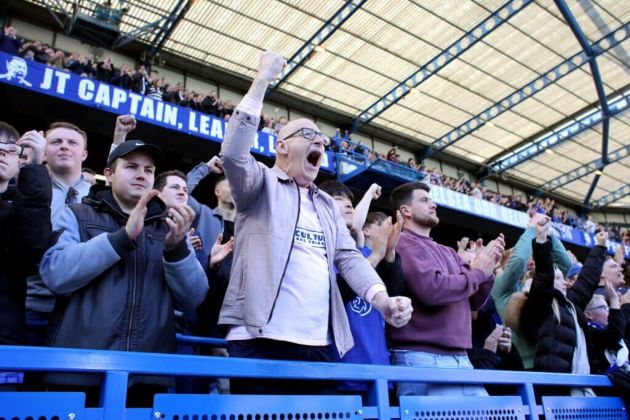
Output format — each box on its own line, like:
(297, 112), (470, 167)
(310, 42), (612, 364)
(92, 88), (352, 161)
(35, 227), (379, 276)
(333, 134), (630, 241)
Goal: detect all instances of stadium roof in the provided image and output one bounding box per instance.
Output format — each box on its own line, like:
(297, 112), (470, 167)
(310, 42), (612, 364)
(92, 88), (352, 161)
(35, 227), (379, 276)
(18, 0), (630, 209)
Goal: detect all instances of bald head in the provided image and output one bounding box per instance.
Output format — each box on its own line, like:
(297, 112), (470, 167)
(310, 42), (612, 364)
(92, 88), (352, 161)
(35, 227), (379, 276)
(275, 118), (325, 187)
(277, 118), (317, 141)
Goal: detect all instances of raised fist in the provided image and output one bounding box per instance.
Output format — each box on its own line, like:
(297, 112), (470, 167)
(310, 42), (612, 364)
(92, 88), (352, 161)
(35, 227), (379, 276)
(256, 51), (286, 83)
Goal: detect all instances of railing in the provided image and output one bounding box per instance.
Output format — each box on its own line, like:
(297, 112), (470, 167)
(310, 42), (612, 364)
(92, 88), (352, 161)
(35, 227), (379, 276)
(0, 345), (626, 420)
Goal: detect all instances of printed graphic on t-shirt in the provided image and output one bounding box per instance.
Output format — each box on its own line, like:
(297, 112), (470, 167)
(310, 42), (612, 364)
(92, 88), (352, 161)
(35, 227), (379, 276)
(350, 297), (372, 316)
(294, 227), (326, 248)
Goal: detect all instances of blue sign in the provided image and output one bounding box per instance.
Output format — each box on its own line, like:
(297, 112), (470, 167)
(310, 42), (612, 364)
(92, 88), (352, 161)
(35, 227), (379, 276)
(0, 52), (334, 172)
(431, 186), (630, 259)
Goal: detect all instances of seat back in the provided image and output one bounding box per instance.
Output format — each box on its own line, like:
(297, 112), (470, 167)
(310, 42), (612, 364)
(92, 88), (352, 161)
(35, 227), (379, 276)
(0, 392), (85, 420)
(542, 396), (628, 420)
(152, 394), (364, 420)
(399, 396), (527, 420)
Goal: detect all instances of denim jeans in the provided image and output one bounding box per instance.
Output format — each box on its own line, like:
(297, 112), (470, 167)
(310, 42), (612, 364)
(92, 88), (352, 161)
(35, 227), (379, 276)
(391, 350), (488, 396)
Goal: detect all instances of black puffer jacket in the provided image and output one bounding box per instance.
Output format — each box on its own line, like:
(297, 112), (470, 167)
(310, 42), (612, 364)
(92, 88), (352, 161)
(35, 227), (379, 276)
(520, 239), (606, 373)
(0, 164), (52, 344)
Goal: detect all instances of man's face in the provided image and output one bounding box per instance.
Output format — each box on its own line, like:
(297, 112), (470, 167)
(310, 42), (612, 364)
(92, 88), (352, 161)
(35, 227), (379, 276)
(45, 127), (87, 174)
(601, 259), (624, 288)
(276, 119), (325, 187)
(585, 296), (609, 326)
(214, 178), (234, 207)
(0, 141), (20, 184)
(402, 189), (439, 228)
(333, 195), (354, 229)
(158, 175), (188, 208)
(105, 151), (155, 207)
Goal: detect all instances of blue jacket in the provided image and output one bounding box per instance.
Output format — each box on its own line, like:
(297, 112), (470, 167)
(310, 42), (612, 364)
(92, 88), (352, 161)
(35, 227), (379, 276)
(40, 187), (208, 353)
(186, 162), (224, 258)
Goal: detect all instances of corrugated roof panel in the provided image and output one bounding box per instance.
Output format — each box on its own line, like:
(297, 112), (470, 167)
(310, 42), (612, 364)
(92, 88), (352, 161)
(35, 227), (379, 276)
(392, 91), (472, 132)
(417, 76), (494, 117)
(539, 0), (626, 43)
(597, 53), (630, 93)
(508, 167), (550, 185)
(437, 59), (516, 102)
(372, 115), (436, 144)
(451, 135), (505, 160)
(421, 0), (493, 36)
(343, 7), (442, 66)
(463, 123), (522, 151)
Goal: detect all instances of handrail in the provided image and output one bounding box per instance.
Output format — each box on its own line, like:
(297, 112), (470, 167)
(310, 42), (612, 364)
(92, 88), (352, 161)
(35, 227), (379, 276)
(0, 346), (621, 420)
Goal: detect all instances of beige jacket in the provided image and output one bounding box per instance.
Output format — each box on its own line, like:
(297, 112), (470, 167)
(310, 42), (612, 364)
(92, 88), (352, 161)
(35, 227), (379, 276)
(218, 109), (384, 357)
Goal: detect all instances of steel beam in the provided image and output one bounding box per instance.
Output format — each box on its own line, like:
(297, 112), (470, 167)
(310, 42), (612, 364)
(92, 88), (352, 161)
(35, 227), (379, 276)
(485, 92), (630, 175)
(112, 17), (168, 49)
(542, 143), (630, 191)
(421, 21), (630, 159)
(591, 184), (630, 209)
(269, 0), (366, 92)
(353, 0), (533, 131)
(145, 0), (193, 63)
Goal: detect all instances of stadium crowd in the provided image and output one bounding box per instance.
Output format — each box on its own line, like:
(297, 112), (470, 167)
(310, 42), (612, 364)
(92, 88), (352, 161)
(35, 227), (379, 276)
(2, 23), (629, 241)
(1, 33), (630, 405)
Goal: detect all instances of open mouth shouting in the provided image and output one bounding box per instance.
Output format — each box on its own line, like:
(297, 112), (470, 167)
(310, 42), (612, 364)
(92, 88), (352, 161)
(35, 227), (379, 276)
(306, 150), (322, 168)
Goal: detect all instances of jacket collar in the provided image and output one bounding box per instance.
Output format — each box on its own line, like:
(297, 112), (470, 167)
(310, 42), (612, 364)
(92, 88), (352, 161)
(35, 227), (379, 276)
(83, 185), (167, 223)
(270, 165), (319, 194)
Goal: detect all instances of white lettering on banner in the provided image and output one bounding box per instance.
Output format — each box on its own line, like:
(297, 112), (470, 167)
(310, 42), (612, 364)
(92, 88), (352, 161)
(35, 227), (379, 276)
(252, 133), (260, 150)
(39, 67), (53, 90)
(269, 134), (277, 154)
(583, 232), (593, 246)
(77, 79), (95, 101)
(200, 114), (210, 135)
(210, 118), (222, 138)
(189, 111), (199, 132)
(111, 88), (127, 109)
(129, 93), (143, 114)
(155, 100), (164, 121)
(55, 71), (70, 94)
(140, 97), (154, 119)
(164, 104), (177, 126)
(321, 153), (329, 167)
(95, 84), (110, 107)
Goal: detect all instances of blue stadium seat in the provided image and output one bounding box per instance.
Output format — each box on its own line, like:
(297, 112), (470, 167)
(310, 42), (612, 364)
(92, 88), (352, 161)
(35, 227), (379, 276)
(399, 396), (527, 420)
(541, 396), (628, 420)
(152, 394), (364, 419)
(0, 392), (86, 420)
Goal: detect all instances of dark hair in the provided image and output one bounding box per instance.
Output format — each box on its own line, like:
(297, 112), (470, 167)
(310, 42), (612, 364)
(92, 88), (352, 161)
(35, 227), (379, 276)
(215, 175), (227, 188)
(365, 211), (388, 227)
(0, 121), (20, 144)
(391, 181), (430, 211)
(318, 180), (354, 201)
(154, 170), (187, 192)
(81, 167), (96, 175)
(46, 121), (88, 148)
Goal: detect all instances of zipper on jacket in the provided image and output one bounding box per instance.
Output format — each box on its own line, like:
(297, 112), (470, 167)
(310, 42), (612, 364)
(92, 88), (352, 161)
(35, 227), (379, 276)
(266, 182), (301, 325)
(126, 239), (139, 351)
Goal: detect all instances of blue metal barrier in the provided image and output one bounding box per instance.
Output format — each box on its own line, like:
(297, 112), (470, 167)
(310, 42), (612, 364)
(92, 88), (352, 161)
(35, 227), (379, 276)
(0, 346), (626, 420)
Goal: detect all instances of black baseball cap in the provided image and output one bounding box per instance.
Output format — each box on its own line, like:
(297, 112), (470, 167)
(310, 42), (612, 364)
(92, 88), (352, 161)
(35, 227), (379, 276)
(107, 140), (163, 167)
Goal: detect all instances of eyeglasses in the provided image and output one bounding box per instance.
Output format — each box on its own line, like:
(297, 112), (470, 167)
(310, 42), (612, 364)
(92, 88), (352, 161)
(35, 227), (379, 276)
(0, 142), (23, 157)
(282, 128), (330, 147)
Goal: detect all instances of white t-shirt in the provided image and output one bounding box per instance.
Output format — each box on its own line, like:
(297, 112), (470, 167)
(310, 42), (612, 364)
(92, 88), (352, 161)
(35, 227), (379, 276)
(227, 187), (331, 345)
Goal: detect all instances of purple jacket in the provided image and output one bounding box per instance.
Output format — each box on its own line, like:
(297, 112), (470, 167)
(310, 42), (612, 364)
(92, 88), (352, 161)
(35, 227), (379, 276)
(388, 229), (494, 353)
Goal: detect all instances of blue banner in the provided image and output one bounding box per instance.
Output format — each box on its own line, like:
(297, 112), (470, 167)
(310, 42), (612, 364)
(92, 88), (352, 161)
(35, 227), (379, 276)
(431, 186), (630, 259)
(0, 52), (334, 172)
